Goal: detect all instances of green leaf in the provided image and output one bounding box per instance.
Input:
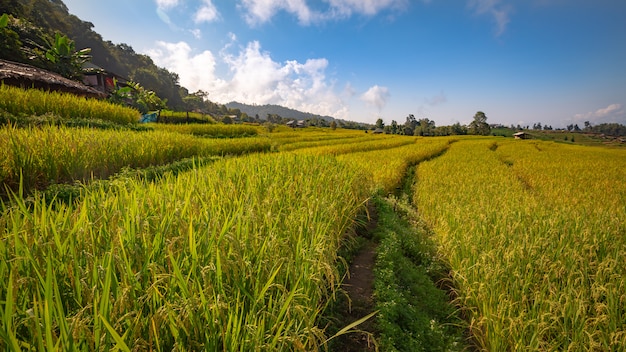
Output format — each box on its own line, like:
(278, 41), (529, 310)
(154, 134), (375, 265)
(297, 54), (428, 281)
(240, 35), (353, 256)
(0, 13), (8, 28)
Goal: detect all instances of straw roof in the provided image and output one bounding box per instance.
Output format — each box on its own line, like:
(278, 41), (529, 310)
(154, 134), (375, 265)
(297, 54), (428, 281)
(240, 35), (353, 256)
(0, 59), (106, 99)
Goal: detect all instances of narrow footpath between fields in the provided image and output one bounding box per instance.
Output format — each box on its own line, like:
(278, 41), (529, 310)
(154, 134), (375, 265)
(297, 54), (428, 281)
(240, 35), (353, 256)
(328, 163), (472, 352)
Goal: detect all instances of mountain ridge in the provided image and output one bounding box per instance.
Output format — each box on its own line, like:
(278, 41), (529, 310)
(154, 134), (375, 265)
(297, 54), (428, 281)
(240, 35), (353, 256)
(225, 101), (335, 122)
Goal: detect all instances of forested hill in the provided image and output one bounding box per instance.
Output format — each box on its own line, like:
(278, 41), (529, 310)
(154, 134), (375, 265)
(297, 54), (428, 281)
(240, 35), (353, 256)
(0, 0), (201, 110)
(226, 101), (335, 122)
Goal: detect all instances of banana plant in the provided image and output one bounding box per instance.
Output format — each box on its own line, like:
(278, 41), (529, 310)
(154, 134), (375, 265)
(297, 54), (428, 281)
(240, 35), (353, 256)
(44, 32), (92, 80)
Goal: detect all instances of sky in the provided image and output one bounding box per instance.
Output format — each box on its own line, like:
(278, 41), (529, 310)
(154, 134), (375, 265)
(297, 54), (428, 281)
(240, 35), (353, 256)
(62, 0), (626, 128)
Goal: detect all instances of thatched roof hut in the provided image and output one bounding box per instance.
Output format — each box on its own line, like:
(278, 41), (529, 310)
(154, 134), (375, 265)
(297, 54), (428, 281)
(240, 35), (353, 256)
(0, 59), (106, 99)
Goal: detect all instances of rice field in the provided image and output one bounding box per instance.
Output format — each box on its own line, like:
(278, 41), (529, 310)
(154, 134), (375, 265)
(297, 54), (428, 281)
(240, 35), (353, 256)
(1, 101), (624, 352)
(0, 154), (369, 350)
(413, 138), (626, 350)
(0, 124), (271, 196)
(0, 85), (139, 125)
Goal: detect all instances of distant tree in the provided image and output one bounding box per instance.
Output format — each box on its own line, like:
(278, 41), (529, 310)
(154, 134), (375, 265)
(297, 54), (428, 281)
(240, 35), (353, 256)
(567, 124), (574, 131)
(574, 124), (581, 132)
(469, 111), (491, 135)
(390, 120), (398, 134)
(403, 114), (417, 135)
(451, 122), (467, 135)
(584, 121), (591, 131)
(415, 118), (435, 136)
(375, 118), (385, 129)
(222, 115), (233, 124)
(330, 120), (337, 130)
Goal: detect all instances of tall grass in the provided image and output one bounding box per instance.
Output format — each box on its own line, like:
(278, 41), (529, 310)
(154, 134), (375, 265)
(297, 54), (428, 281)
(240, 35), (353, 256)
(0, 125), (271, 196)
(0, 153), (369, 350)
(414, 138), (626, 350)
(0, 84), (139, 124)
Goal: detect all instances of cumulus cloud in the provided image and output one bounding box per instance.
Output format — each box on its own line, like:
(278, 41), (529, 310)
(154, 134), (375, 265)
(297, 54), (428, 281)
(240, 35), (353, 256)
(361, 85), (390, 111)
(146, 40), (349, 119)
(146, 41), (226, 94)
(155, 0), (180, 10)
(572, 104), (625, 124)
(240, 0), (314, 25)
(194, 0), (220, 23)
(467, 0), (512, 36)
(239, 0), (408, 25)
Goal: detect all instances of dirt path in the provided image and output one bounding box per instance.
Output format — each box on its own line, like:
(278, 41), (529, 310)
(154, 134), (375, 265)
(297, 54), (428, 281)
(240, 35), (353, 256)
(332, 203), (378, 351)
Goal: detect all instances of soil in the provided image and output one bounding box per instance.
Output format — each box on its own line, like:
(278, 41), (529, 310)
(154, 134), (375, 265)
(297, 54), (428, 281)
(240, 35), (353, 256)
(332, 202), (379, 351)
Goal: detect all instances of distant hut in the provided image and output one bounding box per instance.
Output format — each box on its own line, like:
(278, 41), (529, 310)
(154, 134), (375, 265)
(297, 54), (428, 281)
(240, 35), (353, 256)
(286, 120), (296, 128)
(373, 128), (384, 134)
(0, 59), (105, 98)
(513, 131), (528, 139)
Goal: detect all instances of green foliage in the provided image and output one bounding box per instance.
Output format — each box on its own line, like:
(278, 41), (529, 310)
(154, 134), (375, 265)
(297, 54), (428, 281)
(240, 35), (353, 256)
(43, 32), (91, 79)
(0, 13), (26, 62)
(469, 111), (491, 135)
(373, 196), (464, 352)
(0, 13), (8, 27)
(108, 80), (166, 114)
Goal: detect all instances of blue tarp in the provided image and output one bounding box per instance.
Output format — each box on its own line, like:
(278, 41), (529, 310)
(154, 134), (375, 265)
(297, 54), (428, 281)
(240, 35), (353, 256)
(140, 112), (158, 123)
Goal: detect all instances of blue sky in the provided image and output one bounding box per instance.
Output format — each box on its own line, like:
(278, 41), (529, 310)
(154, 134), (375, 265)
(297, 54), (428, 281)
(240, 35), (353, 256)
(63, 0), (626, 127)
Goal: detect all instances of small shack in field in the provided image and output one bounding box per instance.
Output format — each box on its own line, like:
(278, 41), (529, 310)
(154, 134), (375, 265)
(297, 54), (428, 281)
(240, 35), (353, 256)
(0, 59), (106, 98)
(514, 131), (529, 139)
(82, 62), (127, 93)
(373, 128), (384, 134)
(286, 120), (305, 128)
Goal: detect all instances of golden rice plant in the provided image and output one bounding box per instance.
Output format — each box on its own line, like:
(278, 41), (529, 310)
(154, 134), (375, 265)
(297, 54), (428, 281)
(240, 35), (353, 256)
(0, 124), (271, 196)
(0, 153), (369, 350)
(338, 138), (453, 193)
(150, 123), (260, 138)
(293, 134), (417, 156)
(414, 138), (626, 350)
(0, 84), (139, 124)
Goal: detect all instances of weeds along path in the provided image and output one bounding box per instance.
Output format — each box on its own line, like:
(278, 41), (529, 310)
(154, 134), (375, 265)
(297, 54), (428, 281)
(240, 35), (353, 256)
(329, 139), (467, 352)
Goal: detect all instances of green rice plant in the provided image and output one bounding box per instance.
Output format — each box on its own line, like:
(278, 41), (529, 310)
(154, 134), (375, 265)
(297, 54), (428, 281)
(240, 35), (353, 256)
(0, 84), (139, 124)
(0, 153), (369, 350)
(413, 138), (626, 350)
(150, 123), (259, 138)
(0, 125), (271, 196)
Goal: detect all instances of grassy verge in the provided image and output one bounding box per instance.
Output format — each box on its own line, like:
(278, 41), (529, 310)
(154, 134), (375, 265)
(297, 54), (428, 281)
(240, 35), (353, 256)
(373, 195), (465, 352)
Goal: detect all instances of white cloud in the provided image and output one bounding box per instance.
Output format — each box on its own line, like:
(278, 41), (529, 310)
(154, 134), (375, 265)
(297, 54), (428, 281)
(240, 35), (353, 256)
(146, 40), (349, 119)
(572, 103), (625, 124)
(240, 0), (314, 25)
(155, 0), (180, 10)
(239, 0), (408, 25)
(190, 29), (202, 39)
(146, 41), (226, 94)
(325, 0), (408, 17)
(361, 85), (390, 111)
(467, 0), (512, 36)
(194, 0), (220, 23)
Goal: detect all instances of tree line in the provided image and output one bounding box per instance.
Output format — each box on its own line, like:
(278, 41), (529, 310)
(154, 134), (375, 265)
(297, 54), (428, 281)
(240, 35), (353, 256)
(375, 111), (492, 136)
